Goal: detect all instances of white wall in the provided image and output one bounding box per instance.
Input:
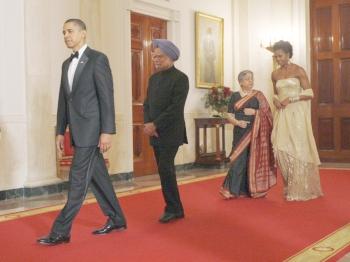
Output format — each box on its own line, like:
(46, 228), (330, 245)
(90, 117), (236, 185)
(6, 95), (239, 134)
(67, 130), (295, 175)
(95, 0), (234, 170)
(232, 0), (310, 105)
(0, 0), (80, 190)
(23, 0), (81, 188)
(0, 0), (27, 190)
(0, 0), (310, 191)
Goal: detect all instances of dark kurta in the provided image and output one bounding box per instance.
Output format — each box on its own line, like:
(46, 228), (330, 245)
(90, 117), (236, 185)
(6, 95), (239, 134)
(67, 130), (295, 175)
(144, 66), (189, 147)
(143, 65), (189, 214)
(223, 92), (259, 196)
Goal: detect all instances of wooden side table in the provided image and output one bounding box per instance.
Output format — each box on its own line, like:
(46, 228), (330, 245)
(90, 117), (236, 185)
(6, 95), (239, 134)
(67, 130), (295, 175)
(194, 117), (229, 165)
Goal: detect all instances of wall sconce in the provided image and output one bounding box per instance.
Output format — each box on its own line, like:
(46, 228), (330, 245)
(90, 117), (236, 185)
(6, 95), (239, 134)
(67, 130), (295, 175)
(260, 42), (278, 70)
(260, 43), (273, 53)
(260, 31), (292, 70)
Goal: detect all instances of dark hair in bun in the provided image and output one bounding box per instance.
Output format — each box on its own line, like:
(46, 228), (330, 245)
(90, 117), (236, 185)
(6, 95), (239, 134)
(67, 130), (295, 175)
(272, 40), (293, 58)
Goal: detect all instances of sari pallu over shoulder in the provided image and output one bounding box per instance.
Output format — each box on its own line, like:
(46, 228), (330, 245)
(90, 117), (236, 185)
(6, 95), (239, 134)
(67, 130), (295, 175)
(230, 90), (276, 198)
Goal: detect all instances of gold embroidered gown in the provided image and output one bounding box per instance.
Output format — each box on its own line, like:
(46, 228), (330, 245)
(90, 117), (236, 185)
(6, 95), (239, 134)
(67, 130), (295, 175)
(271, 78), (323, 201)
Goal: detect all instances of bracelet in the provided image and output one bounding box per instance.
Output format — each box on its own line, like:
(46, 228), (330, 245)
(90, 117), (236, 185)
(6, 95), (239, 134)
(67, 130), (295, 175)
(289, 96), (300, 103)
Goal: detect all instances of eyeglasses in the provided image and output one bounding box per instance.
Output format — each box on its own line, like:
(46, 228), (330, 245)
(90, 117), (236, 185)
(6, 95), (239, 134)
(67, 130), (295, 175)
(151, 53), (166, 61)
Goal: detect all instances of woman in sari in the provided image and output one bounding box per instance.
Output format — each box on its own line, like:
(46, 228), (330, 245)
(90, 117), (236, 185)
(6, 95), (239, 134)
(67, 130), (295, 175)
(220, 70), (276, 199)
(271, 40), (323, 201)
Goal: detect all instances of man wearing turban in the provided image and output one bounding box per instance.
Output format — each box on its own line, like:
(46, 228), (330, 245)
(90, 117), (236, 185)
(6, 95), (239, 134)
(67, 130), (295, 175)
(143, 39), (189, 223)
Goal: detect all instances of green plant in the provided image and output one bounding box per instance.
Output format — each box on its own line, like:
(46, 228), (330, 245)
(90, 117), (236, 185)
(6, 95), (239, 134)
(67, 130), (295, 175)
(203, 86), (232, 116)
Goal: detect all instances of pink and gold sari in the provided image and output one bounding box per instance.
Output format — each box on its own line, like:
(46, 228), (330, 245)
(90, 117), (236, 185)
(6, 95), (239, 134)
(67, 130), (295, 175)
(222, 90), (276, 198)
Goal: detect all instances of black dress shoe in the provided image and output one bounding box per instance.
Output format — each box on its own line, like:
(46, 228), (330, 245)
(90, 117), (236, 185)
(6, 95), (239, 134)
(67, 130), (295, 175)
(37, 235), (70, 246)
(92, 223), (127, 235)
(159, 212), (184, 223)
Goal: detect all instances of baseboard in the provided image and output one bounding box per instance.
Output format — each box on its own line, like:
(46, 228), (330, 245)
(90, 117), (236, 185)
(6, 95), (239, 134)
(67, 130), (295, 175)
(0, 172), (134, 201)
(0, 162), (228, 201)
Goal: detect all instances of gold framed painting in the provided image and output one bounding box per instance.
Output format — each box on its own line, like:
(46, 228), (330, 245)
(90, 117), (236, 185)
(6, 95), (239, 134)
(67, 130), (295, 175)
(195, 12), (224, 89)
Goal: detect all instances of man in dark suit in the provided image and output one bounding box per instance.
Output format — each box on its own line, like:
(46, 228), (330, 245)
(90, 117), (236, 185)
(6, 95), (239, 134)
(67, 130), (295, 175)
(143, 39), (189, 223)
(37, 19), (126, 246)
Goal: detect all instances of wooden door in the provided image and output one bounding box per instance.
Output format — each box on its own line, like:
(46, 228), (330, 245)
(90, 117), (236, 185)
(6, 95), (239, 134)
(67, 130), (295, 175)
(310, 0), (350, 162)
(131, 12), (167, 176)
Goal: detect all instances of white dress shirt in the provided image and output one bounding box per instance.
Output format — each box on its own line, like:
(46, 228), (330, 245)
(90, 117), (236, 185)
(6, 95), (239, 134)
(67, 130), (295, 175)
(68, 44), (88, 91)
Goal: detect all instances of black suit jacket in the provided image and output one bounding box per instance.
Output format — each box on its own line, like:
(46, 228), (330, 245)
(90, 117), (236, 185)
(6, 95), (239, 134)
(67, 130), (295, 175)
(56, 47), (116, 147)
(143, 66), (189, 147)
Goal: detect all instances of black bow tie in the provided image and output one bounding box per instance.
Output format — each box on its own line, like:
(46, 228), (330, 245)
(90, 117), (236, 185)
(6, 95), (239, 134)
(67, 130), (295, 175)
(69, 51), (79, 62)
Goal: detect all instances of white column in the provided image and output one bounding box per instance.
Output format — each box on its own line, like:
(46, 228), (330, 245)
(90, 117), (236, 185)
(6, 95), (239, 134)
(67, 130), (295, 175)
(0, 0), (27, 191)
(23, 0), (58, 187)
(23, 0), (80, 187)
(291, 0), (310, 75)
(98, 0), (134, 174)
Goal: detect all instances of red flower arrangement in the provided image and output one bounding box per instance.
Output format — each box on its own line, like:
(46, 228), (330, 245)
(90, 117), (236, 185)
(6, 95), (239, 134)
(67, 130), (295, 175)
(203, 86), (233, 116)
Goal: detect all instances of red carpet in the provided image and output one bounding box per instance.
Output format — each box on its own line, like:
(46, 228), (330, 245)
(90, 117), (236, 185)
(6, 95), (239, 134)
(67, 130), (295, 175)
(0, 169), (350, 262)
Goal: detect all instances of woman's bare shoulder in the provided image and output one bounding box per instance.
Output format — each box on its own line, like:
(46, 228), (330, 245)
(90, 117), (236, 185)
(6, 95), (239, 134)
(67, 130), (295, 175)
(292, 63), (305, 72)
(271, 69), (281, 80)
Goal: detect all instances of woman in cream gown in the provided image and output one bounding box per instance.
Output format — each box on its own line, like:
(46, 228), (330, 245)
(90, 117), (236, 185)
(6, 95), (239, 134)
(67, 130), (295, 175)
(271, 40), (323, 201)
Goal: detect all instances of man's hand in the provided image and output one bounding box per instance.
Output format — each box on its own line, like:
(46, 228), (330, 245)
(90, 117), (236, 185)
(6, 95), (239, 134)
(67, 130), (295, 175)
(56, 135), (65, 156)
(143, 122), (159, 137)
(98, 133), (113, 153)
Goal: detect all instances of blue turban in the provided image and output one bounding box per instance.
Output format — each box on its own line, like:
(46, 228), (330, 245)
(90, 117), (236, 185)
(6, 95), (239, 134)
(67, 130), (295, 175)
(152, 39), (180, 61)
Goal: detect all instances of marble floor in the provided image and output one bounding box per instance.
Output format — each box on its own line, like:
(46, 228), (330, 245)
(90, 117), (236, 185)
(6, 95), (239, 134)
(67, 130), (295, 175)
(0, 167), (225, 216)
(0, 162), (349, 217)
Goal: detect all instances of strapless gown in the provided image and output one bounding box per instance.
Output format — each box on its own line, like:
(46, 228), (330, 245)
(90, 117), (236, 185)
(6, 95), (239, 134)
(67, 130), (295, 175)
(271, 78), (323, 201)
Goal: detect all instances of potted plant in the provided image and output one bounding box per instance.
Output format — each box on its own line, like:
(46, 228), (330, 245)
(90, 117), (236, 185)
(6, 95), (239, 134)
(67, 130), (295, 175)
(203, 86), (232, 117)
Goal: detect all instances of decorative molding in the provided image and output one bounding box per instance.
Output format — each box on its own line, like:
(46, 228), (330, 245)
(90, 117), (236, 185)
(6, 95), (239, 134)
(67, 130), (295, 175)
(184, 112), (210, 119)
(23, 177), (62, 188)
(128, 0), (180, 22)
(0, 172), (134, 201)
(110, 172), (134, 182)
(0, 115), (27, 124)
(0, 162), (229, 201)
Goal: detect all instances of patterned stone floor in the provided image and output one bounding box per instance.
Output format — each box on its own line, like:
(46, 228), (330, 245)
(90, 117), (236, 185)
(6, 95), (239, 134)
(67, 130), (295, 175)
(0, 167), (224, 216)
(0, 162), (349, 216)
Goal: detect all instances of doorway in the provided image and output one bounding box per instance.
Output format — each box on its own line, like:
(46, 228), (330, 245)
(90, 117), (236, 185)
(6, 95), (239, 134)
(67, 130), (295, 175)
(131, 12), (167, 176)
(310, 0), (350, 162)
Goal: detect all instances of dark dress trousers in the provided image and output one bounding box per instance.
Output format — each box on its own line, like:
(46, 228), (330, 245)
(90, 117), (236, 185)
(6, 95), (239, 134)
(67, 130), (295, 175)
(143, 66), (189, 214)
(52, 47), (126, 236)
